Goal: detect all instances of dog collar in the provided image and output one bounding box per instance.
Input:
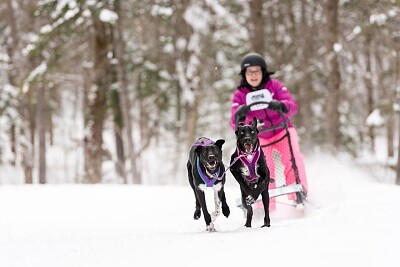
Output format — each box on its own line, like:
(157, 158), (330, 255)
(196, 157), (221, 187)
(237, 142), (261, 182)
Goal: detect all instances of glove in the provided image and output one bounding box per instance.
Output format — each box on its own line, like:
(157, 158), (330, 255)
(235, 105), (250, 123)
(268, 100), (288, 113)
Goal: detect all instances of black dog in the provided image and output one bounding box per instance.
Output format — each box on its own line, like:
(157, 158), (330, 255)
(187, 137), (230, 232)
(230, 117), (271, 228)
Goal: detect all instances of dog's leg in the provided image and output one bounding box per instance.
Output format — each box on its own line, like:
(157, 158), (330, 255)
(220, 188), (230, 218)
(187, 163), (201, 220)
(195, 187), (212, 228)
(211, 185), (222, 222)
(261, 189), (270, 228)
(194, 199), (201, 220)
(241, 191), (253, 227)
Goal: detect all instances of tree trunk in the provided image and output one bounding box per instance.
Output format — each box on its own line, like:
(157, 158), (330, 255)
(267, 5), (281, 65)
(109, 31), (126, 182)
(297, 0), (314, 151)
(37, 85), (47, 184)
(6, 0), (34, 183)
(248, 0), (265, 53)
(395, 42), (400, 185)
(185, 93), (200, 146)
(84, 12), (111, 184)
(396, 114), (400, 185)
(324, 0), (341, 150)
(111, 88), (126, 182)
(365, 33), (375, 152)
(114, 0), (141, 184)
(173, 0), (198, 148)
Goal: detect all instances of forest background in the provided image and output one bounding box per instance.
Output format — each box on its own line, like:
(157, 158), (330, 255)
(0, 0), (399, 185)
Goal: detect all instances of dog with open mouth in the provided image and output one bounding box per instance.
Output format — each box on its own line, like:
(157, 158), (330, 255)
(187, 137), (230, 232)
(230, 117), (271, 228)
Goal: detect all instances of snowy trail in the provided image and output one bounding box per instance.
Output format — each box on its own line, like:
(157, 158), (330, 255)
(1, 153), (400, 267)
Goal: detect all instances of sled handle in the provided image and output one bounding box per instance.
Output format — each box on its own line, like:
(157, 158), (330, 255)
(235, 101), (288, 132)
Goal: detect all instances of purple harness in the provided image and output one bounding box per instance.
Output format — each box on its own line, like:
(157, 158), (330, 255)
(237, 142), (261, 182)
(196, 157), (221, 187)
(192, 137), (222, 187)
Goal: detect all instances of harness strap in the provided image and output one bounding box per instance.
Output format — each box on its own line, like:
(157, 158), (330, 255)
(236, 142), (261, 182)
(196, 157), (220, 187)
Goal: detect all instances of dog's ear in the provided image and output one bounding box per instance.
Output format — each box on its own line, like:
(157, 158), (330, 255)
(194, 146), (202, 155)
(235, 124), (243, 136)
(251, 117), (257, 128)
(251, 117), (259, 134)
(215, 139), (225, 149)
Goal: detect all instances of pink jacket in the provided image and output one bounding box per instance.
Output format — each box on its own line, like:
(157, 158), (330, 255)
(229, 79), (298, 139)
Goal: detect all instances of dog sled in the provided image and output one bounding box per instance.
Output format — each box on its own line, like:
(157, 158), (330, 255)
(234, 91), (307, 212)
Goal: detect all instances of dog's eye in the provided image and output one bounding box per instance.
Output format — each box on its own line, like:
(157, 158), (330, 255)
(251, 131), (255, 134)
(240, 131), (244, 135)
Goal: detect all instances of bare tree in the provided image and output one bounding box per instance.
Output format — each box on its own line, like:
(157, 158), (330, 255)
(5, 0), (35, 183)
(84, 8), (112, 183)
(114, 0), (140, 184)
(248, 0), (265, 53)
(37, 85), (47, 184)
(296, 0), (315, 151)
(396, 115), (400, 186)
(324, 0), (341, 150)
(364, 32), (375, 152)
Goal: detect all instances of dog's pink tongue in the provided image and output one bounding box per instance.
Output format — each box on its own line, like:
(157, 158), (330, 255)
(244, 144), (252, 153)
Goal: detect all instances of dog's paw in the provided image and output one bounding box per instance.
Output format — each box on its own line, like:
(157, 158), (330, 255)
(206, 223), (217, 232)
(245, 223), (252, 228)
(193, 210), (201, 220)
(262, 218), (270, 228)
(222, 205), (230, 218)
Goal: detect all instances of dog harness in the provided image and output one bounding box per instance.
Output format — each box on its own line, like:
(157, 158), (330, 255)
(196, 157), (221, 187)
(192, 137), (223, 187)
(237, 142), (261, 182)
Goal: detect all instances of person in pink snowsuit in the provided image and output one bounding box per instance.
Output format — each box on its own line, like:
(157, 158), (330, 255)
(229, 53), (308, 210)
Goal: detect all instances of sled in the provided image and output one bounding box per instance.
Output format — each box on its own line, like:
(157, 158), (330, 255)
(235, 95), (307, 212)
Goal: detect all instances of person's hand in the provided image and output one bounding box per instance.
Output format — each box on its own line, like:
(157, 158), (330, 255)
(268, 100), (288, 113)
(236, 105), (250, 123)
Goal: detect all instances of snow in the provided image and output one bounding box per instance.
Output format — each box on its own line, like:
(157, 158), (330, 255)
(184, 5), (211, 34)
(366, 109), (385, 126)
(370, 13), (388, 26)
(99, 9), (118, 24)
(22, 61), (47, 93)
(346, 25), (361, 41)
(333, 42), (343, 53)
(1, 152), (399, 267)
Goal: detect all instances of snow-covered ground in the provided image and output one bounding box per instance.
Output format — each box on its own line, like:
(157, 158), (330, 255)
(1, 152), (399, 267)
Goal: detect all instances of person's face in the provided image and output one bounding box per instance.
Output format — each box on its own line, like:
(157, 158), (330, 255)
(245, 66), (263, 88)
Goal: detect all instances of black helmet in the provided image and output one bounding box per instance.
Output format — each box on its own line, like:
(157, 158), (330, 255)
(240, 53), (267, 72)
(239, 53), (274, 90)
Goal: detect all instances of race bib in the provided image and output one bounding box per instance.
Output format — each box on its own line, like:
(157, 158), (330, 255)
(246, 89), (273, 111)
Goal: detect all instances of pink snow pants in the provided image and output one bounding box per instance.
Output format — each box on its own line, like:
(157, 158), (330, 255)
(258, 127), (308, 211)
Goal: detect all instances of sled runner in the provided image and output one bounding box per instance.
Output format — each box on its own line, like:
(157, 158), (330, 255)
(235, 97), (307, 212)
